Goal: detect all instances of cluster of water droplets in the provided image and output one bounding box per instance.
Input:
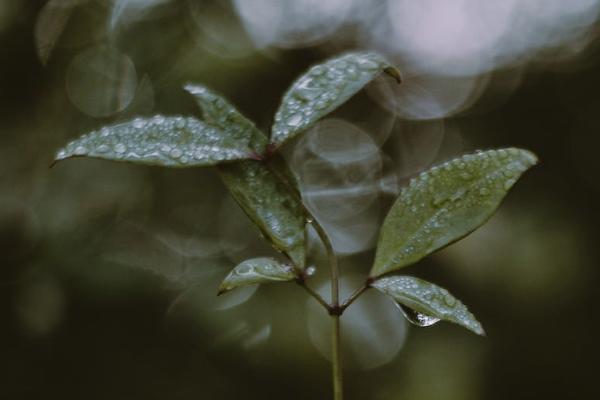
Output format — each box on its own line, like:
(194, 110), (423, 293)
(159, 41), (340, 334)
(55, 115), (252, 167)
(372, 276), (484, 335)
(220, 257), (297, 293)
(374, 148), (538, 274)
(271, 52), (396, 146)
(182, 83), (308, 268)
(219, 160), (307, 268)
(184, 84), (267, 153)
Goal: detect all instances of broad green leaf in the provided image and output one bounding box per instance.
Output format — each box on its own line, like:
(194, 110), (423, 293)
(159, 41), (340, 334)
(372, 276), (484, 335)
(218, 257), (297, 295)
(270, 51), (401, 149)
(54, 115), (252, 167)
(370, 148), (538, 277)
(185, 84), (307, 268)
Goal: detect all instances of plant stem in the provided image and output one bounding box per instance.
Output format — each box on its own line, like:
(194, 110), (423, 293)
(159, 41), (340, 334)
(263, 156), (344, 399)
(332, 314), (343, 400)
(309, 219), (343, 400)
(340, 282), (371, 312)
(297, 280), (331, 311)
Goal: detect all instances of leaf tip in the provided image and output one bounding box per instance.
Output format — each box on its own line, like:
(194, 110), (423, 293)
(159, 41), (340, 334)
(522, 148), (539, 166)
(183, 82), (207, 96)
(384, 66), (402, 84)
(216, 286), (229, 296)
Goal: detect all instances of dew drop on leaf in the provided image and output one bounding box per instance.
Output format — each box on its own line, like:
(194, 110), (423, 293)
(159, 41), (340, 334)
(398, 304), (441, 327)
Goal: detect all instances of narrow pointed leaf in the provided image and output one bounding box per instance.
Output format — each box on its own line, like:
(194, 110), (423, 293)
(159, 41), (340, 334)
(218, 258), (297, 294)
(185, 84), (301, 192)
(185, 84), (307, 268)
(270, 51), (401, 148)
(54, 115), (252, 167)
(370, 148), (538, 277)
(372, 276), (484, 335)
(184, 84), (267, 154)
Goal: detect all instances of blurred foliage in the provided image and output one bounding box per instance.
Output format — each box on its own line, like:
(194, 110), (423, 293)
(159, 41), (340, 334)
(1, 0), (600, 399)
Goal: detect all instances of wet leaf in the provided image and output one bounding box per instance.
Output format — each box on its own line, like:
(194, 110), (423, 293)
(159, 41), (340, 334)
(184, 84), (267, 154)
(270, 51), (401, 149)
(218, 161), (307, 269)
(372, 275), (484, 335)
(54, 116), (252, 167)
(218, 258), (297, 295)
(185, 84), (307, 268)
(370, 148), (538, 277)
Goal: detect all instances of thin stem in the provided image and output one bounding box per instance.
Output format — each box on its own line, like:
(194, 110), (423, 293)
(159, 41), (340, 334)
(310, 220), (340, 306)
(296, 279), (331, 311)
(309, 219), (343, 400)
(332, 315), (343, 400)
(263, 156), (343, 399)
(340, 282), (371, 312)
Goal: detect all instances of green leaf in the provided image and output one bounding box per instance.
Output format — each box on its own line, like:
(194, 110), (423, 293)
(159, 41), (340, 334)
(54, 115), (252, 167)
(185, 84), (307, 268)
(218, 258), (297, 295)
(372, 275), (484, 335)
(218, 161), (307, 269)
(270, 51), (401, 149)
(184, 84), (267, 154)
(370, 148), (538, 277)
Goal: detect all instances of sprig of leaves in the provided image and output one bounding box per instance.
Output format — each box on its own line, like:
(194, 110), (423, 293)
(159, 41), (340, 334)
(54, 51), (538, 339)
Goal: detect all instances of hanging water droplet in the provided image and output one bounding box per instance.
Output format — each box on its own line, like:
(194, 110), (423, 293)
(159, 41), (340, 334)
(399, 304), (441, 327)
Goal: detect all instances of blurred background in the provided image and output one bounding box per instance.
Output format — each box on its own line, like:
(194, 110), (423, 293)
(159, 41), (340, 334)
(1, 0), (600, 399)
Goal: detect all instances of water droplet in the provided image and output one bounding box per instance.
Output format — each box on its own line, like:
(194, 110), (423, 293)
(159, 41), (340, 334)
(114, 143), (127, 154)
(295, 78), (320, 101)
(73, 145), (87, 155)
(287, 113), (303, 127)
(237, 264), (252, 275)
(443, 294), (457, 307)
(133, 118), (144, 129)
(169, 148), (183, 158)
(399, 304), (441, 327)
